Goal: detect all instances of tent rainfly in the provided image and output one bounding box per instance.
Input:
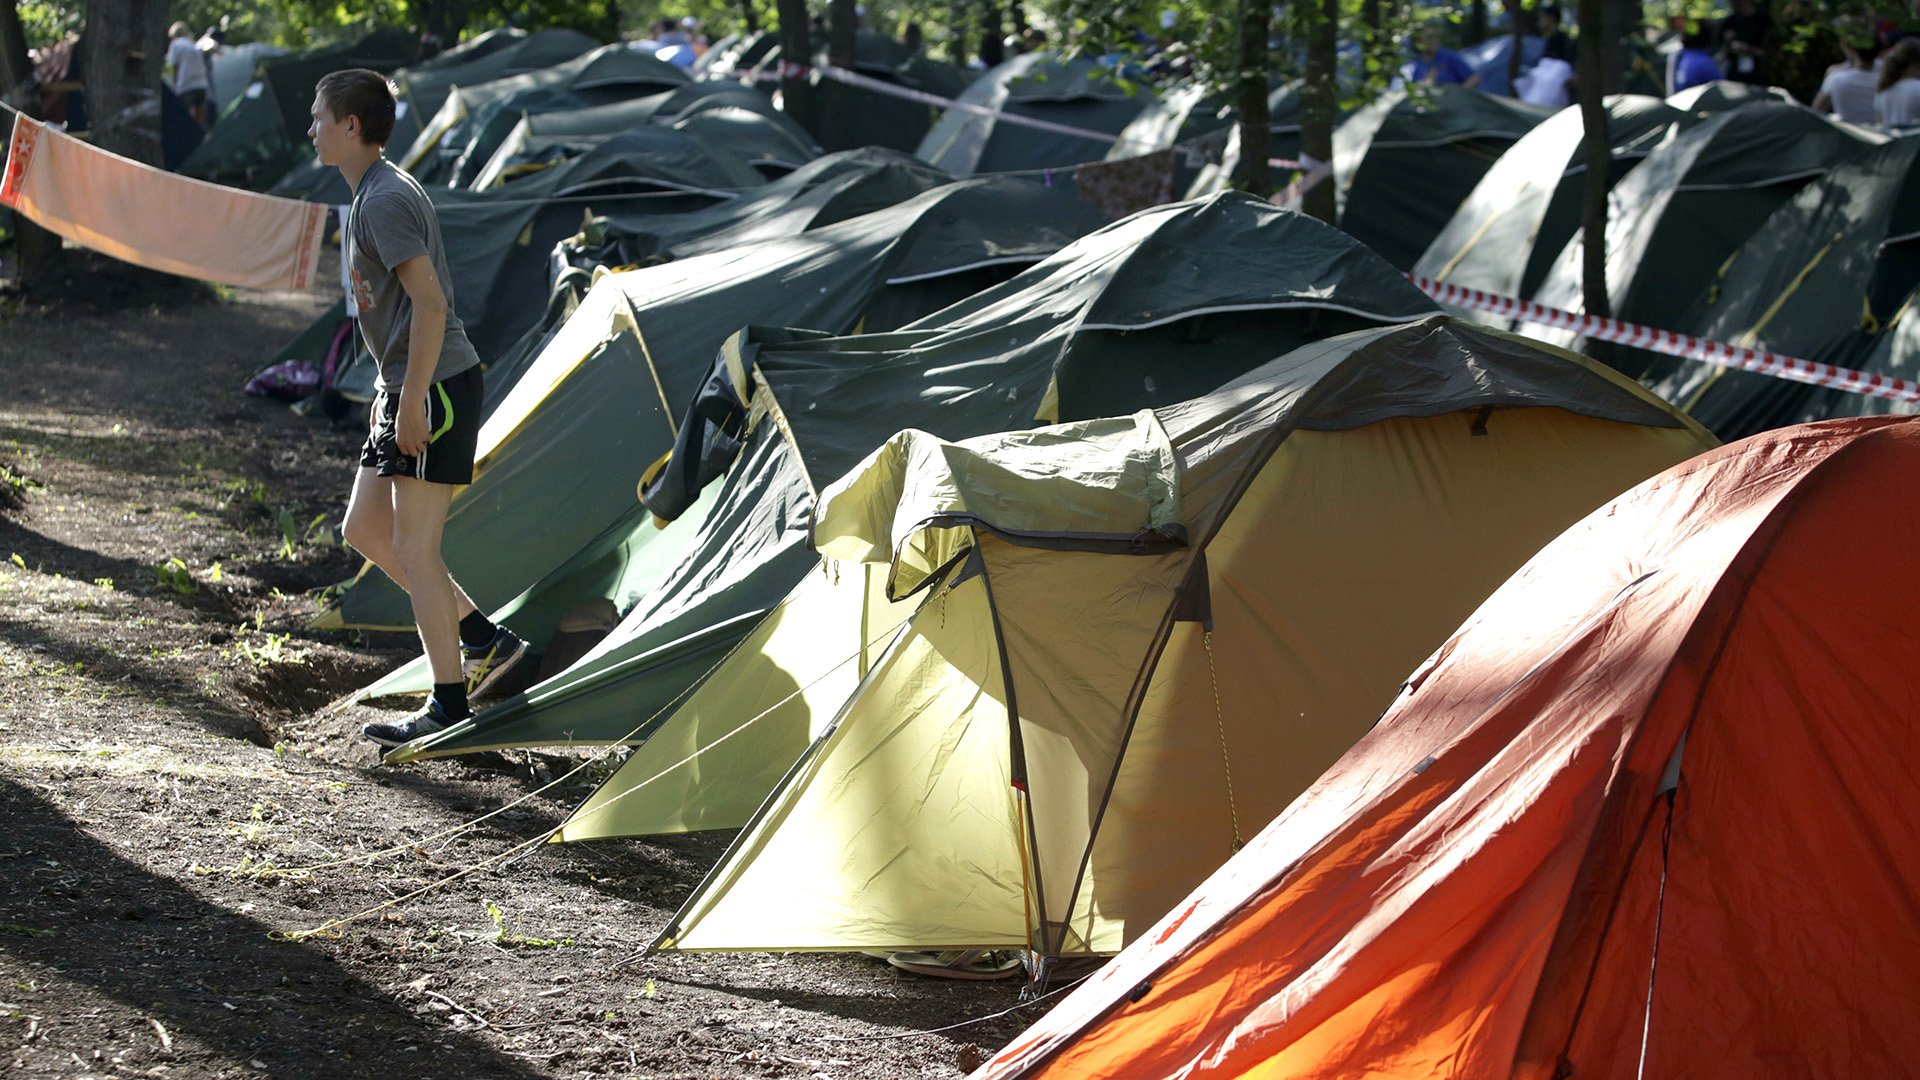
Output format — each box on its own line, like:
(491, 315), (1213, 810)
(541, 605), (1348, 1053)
(976, 415), (1920, 1078)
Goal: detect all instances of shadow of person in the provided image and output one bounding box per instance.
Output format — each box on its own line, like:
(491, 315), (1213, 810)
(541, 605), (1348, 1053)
(0, 777), (544, 1078)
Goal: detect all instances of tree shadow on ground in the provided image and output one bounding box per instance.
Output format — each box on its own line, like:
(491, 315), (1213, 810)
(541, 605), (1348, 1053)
(0, 777), (546, 1078)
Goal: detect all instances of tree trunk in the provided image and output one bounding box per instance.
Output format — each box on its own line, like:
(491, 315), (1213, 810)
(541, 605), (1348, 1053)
(776, 0), (812, 128)
(948, 0), (970, 68)
(1600, 0), (1638, 94)
(0, 0), (61, 288)
(1298, 0), (1338, 222)
(0, 0), (30, 98)
(1575, 0), (1613, 361)
(80, 0), (168, 164)
(1468, 0), (1489, 43)
(1507, 0), (1526, 92)
(821, 0), (856, 150)
(1230, 0), (1271, 198)
(979, 2), (1004, 67)
(1008, 2), (1027, 42)
(741, 0), (759, 35)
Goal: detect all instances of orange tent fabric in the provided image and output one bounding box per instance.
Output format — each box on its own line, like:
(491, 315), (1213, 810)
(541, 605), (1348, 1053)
(980, 416), (1920, 1079)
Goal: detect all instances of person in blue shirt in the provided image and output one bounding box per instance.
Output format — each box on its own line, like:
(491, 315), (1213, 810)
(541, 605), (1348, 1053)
(1409, 21), (1482, 87)
(1671, 19), (1725, 92)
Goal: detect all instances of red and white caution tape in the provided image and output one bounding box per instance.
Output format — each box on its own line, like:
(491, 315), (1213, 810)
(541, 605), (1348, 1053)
(1410, 274), (1920, 405)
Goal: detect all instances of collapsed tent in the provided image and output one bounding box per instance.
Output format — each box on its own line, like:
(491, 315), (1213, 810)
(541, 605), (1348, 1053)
(918, 54), (1151, 176)
(1415, 95), (1687, 306)
(645, 316), (1714, 962)
(1637, 136), (1920, 438)
(320, 175), (1108, 640)
(1530, 101), (1880, 374)
(387, 194), (1442, 763)
(1333, 85), (1552, 269)
(978, 415), (1918, 1078)
(399, 44), (689, 186)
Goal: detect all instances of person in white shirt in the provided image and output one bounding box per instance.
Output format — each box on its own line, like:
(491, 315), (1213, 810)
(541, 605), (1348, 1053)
(1877, 38), (1920, 126)
(165, 22), (211, 127)
(1814, 38), (1880, 123)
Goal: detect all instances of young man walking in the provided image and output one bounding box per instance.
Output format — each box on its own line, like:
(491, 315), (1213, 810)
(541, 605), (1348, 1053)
(308, 69), (526, 752)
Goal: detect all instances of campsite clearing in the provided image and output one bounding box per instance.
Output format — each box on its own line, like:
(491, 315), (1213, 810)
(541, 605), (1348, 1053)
(0, 256), (1034, 1078)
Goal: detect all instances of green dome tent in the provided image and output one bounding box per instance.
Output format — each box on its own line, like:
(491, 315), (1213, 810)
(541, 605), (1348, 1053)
(468, 83), (818, 188)
(399, 44), (688, 186)
(1332, 85), (1553, 270)
(1641, 136), (1920, 438)
(1415, 95), (1689, 308)
(917, 53), (1151, 177)
(1529, 101), (1881, 378)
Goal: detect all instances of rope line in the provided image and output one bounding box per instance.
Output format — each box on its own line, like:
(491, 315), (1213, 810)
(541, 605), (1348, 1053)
(274, 586), (911, 939)
(1202, 630), (1244, 853)
(810, 972), (1092, 1042)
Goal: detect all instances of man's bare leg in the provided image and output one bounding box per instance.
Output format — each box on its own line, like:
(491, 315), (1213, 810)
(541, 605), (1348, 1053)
(389, 475), (462, 687)
(340, 466), (481, 622)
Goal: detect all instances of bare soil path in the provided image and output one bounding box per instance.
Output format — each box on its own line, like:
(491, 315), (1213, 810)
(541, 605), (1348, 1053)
(0, 264), (1040, 1079)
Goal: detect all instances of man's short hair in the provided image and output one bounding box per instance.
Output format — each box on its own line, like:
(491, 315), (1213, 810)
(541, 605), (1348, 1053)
(316, 69), (397, 147)
(1538, 4), (1562, 22)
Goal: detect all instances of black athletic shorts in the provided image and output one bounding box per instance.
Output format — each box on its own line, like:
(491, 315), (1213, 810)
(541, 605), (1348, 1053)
(360, 365), (483, 485)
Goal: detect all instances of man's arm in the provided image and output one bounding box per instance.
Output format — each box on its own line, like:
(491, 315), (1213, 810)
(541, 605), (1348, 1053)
(393, 254), (450, 457)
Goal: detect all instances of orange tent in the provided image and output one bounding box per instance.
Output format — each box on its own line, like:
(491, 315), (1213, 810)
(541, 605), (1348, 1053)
(980, 416), (1920, 1079)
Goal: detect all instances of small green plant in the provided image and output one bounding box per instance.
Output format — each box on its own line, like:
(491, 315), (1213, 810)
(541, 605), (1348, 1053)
(483, 901), (573, 949)
(276, 509), (332, 561)
(92, 577), (114, 590)
(9, 553), (24, 568)
(154, 557), (196, 595)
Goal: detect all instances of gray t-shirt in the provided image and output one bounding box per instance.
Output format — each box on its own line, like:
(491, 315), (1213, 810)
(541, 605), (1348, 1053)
(348, 158), (481, 392)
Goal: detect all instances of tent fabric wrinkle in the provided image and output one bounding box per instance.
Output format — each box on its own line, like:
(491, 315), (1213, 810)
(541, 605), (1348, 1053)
(812, 413), (1184, 598)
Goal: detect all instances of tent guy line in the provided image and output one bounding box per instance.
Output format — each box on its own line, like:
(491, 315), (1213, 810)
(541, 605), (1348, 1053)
(1409, 273), (1920, 405)
(742, 60), (1315, 174)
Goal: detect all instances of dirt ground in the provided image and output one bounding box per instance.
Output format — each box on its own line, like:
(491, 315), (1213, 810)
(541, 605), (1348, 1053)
(0, 258), (1052, 1079)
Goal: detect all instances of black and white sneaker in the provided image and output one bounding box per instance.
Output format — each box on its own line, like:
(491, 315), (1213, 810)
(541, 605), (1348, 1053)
(362, 697), (464, 749)
(462, 626), (528, 699)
